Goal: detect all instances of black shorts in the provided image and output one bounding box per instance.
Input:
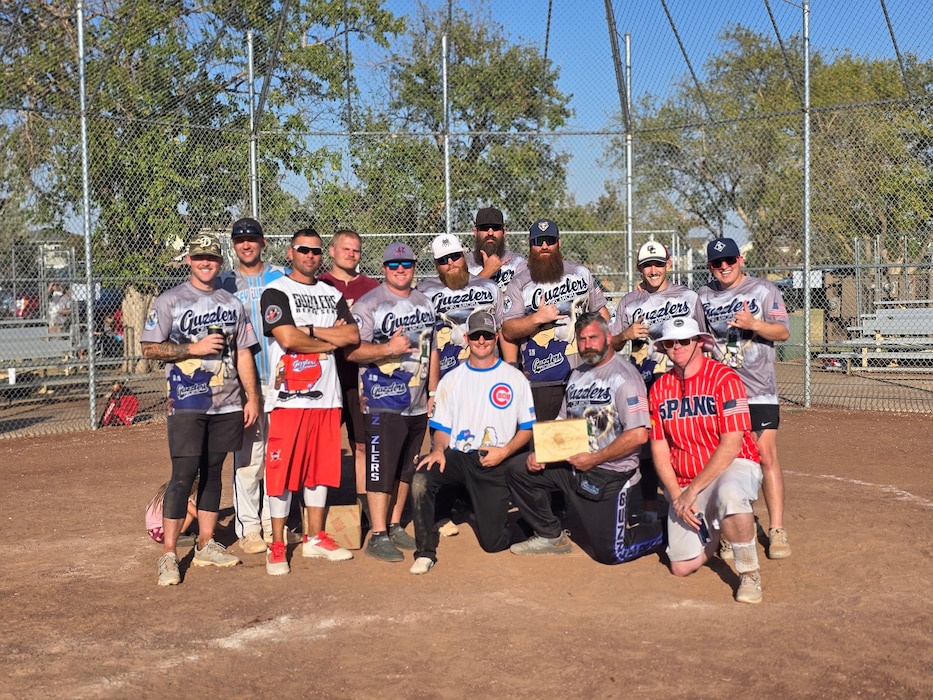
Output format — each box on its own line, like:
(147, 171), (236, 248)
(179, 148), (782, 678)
(748, 404), (780, 433)
(167, 412), (244, 457)
(530, 383), (567, 422)
(341, 386), (366, 445)
(364, 412), (427, 492)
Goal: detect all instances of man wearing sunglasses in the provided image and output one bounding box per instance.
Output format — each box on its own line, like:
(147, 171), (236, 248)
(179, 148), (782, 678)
(259, 228), (361, 575)
(318, 230), (380, 518)
(417, 234), (504, 386)
(408, 311), (535, 575)
(501, 218), (609, 421)
(218, 217), (289, 555)
(698, 237), (791, 561)
(468, 207), (527, 291)
(507, 312), (663, 564)
(609, 240), (707, 508)
(346, 242), (436, 562)
(648, 317), (764, 603)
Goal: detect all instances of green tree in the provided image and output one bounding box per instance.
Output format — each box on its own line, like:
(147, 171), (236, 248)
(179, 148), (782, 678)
(308, 2), (573, 236)
(0, 0), (403, 278)
(613, 25), (933, 270)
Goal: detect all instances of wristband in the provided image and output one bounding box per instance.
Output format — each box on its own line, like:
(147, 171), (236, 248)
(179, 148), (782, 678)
(428, 391), (437, 397)
(309, 325), (315, 338)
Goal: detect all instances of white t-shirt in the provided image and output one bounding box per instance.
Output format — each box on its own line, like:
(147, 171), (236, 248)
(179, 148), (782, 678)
(430, 358), (536, 452)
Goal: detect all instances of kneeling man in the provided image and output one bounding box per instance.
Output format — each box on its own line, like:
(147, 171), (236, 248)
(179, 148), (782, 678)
(648, 317), (764, 604)
(508, 312), (664, 564)
(410, 311), (535, 575)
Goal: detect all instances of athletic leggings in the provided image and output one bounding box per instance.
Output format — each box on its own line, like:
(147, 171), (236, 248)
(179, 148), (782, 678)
(163, 451), (226, 519)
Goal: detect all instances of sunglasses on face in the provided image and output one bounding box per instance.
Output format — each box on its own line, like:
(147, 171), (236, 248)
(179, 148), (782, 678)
(478, 224), (503, 232)
(661, 338), (695, 349)
(531, 235), (558, 247)
(468, 331), (496, 341)
(385, 260), (415, 270)
(710, 256), (738, 269)
(436, 251), (463, 266)
(292, 245), (323, 255)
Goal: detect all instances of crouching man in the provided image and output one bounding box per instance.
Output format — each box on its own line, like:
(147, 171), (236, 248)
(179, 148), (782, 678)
(409, 311), (535, 575)
(648, 317), (764, 604)
(507, 312), (663, 564)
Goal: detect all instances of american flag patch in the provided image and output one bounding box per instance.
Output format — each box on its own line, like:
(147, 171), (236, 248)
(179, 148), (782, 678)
(723, 397), (749, 417)
(627, 395), (648, 413)
(771, 301), (788, 319)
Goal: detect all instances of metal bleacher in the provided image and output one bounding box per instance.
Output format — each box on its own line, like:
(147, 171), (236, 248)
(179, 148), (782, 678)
(818, 302), (933, 373)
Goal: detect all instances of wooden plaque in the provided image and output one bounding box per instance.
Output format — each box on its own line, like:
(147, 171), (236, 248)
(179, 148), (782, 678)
(533, 418), (591, 463)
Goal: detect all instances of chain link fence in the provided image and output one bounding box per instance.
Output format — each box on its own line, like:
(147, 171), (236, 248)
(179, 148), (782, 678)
(1, 1), (932, 437)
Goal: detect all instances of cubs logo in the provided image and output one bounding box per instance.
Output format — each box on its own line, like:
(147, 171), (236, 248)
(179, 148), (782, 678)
(489, 383), (513, 409)
(264, 304), (283, 324)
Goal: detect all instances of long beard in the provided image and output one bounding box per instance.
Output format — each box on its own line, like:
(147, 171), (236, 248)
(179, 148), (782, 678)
(528, 248), (565, 284)
(439, 265), (470, 290)
(580, 346), (608, 366)
(473, 235), (506, 265)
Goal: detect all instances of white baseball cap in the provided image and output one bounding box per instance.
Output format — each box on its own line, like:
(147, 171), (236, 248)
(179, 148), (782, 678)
(637, 241), (670, 266)
(431, 234), (464, 260)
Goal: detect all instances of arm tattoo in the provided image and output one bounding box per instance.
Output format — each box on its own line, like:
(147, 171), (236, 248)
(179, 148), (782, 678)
(141, 341), (191, 362)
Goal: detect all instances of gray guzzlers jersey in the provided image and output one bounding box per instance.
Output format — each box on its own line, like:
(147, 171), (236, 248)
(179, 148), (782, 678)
(467, 252), (528, 291)
(698, 275), (789, 404)
(560, 352), (650, 474)
(416, 274), (504, 378)
(503, 260), (607, 386)
(352, 284), (436, 416)
(609, 284), (707, 389)
(141, 281), (258, 416)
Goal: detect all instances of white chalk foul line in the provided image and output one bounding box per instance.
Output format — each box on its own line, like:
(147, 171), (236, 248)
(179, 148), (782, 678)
(786, 470), (933, 509)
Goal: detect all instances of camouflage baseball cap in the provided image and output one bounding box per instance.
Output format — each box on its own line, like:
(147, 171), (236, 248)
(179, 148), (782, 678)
(188, 232), (223, 259)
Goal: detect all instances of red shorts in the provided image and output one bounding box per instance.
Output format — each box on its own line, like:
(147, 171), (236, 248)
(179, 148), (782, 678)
(265, 407), (342, 497)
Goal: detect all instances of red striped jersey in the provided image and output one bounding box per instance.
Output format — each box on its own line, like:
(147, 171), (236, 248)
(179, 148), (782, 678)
(649, 357), (759, 486)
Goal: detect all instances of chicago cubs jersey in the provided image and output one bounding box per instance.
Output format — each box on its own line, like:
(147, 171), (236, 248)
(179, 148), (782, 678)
(468, 251), (528, 290)
(610, 284), (707, 390)
(416, 274), (504, 378)
(218, 262), (286, 386)
(698, 275), (789, 403)
(141, 281), (258, 416)
(649, 357), (759, 486)
(503, 260), (607, 386)
(560, 352), (649, 474)
(353, 284), (436, 416)
(429, 359), (535, 452)
(260, 276), (354, 411)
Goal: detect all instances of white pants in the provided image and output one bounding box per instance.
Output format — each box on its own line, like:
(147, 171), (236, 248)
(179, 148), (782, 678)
(232, 408), (272, 538)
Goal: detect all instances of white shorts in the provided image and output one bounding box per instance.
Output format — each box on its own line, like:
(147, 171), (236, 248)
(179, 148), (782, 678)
(666, 458), (762, 562)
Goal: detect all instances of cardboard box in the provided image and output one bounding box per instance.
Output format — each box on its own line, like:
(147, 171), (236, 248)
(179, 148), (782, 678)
(324, 503), (363, 550)
(533, 418), (591, 463)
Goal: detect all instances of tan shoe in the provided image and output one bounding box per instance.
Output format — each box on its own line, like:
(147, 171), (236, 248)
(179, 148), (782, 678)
(239, 531), (268, 554)
(767, 527), (791, 560)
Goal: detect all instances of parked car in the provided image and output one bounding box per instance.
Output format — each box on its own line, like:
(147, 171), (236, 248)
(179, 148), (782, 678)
(15, 290), (40, 319)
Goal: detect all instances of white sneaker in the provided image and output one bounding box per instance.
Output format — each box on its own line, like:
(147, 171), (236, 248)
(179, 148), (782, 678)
(736, 570), (763, 604)
(409, 557), (435, 575)
(239, 531), (268, 554)
(266, 541), (290, 576)
(302, 532), (353, 561)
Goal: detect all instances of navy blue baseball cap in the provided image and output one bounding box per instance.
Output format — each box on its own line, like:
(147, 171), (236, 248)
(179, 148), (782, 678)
(529, 218), (559, 241)
(707, 237), (741, 261)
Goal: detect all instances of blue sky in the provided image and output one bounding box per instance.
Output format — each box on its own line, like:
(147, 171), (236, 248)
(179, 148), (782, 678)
(284, 1), (932, 209)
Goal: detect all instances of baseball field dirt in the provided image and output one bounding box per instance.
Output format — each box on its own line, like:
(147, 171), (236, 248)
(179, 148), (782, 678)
(1, 407), (931, 698)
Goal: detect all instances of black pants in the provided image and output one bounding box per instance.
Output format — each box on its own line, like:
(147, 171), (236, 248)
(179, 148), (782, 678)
(411, 449), (527, 563)
(506, 461), (663, 565)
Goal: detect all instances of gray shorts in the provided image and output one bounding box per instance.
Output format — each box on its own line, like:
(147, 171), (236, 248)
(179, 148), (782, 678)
(665, 458), (762, 562)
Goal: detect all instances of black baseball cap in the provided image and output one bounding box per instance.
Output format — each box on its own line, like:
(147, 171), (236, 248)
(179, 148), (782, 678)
(231, 217), (264, 239)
